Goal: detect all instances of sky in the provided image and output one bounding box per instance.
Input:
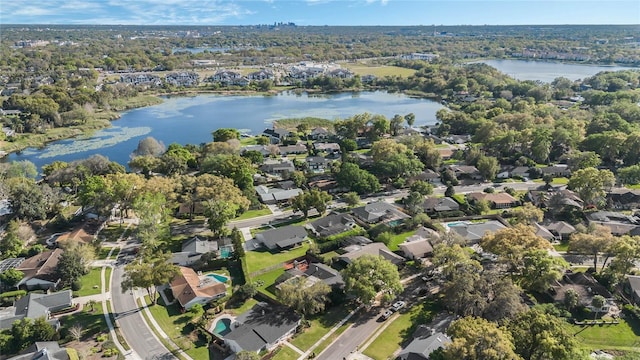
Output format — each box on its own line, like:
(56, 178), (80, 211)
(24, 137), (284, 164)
(0, 0), (638, 26)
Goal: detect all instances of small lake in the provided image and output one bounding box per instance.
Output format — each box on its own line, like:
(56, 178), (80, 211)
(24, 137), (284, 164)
(5, 91), (444, 170)
(473, 59), (634, 83)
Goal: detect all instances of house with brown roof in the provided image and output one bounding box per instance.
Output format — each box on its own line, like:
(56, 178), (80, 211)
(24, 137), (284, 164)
(170, 267), (227, 310)
(55, 227), (95, 247)
(466, 192), (518, 209)
(15, 249), (63, 290)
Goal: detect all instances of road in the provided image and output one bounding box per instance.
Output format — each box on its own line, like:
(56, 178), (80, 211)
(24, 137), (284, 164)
(111, 243), (177, 360)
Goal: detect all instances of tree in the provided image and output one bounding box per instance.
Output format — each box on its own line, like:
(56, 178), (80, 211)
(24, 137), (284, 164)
(404, 191), (425, 216)
(410, 180), (434, 196)
(132, 136), (165, 157)
(390, 114), (404, 136)
(564, 289), (579, 312)
(405, 113), (416, 127)
(278, 276), (331, 316)
(0, 220), (23, 259)
(57, 243), (94, 286)
(292, 189), (332, 218)
(509, 203), (543, 225)
(518, 250), (567, 293)
(8, 180), (47, 221)
(508, 309), (587, 360)
(480, 224), (551, 272)
(445, 185), (455, 197)
(133, 191), (170, 251)
(235, 351), (260, 360)
(0, 269), (23, 289)
(343, 192), (360, 207)
(31, 317), (56, 342)
(443, 316), (520, 360)
(69, 324), (83, 342)
(567, 167), (615, 206)
(212, 128), (240, 142)
(231, 227), (245, 258)
(476, 155), (499, 181)
(241, 150), (264, 165)
(205, 200), (236, 238)
(591, 295), (606, 319)
(336, 162), (381, 195)
(604, 235), (640, 284)
(568, 224), (615, 272)
(341, 255), (403, 304)
(122, 252), (179, 305)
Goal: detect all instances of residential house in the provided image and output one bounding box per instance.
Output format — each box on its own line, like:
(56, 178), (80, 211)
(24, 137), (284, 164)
(259, 158), (295, 176)
(422, 197), (460, 214)
(247, 69), (275, 81)
(400, 53), (439, 61)
(543, 221), (576, 241)
(607, 188), (640, 210)
(399, 239), (433, 260)
(446, 134), (471, 144)
(510, 166), (531, 179)
(263, 128), (292, 144)
(165, 72), (199, 87)
(466, 192), (518, 209)
(119, 73), (161, 87)
(0, 290), (73, 330)
(551, 272), (614, 314)
(310, 127), (332, 140)
(255, 225), (308, 251)
(171, 236), (219, 266)
(0, 109), (22, 117)
(275, 260), (344, 288)
(222, 302), (300, 354)
(255, 185), (302, 205)
(308, 178), (344, 194)
(306, 213), (357, 238)
(446, 165), (481, 180)
(533, 223), (555, 241)
(447, 220), (507, 244)
(55, 226), (95, 247)
(313, 142), (341, 154)
(539, 164), (571, 178)
(527, 189), (583, 210)
(626, 275), (640, 305)
(306, 156), (332, 173)
(351, 202), (410, 225)
(586, 211), (640, 236)
(170, 267), (226, 310)
(436, 148), (454, 160)
(328, 68), (354, 78)
(210, 70), (242, 85)
(279, 144), (307, 155)
(338, 242), (404, 266)
(9, 342), (71, 360)
(398, 331), (451, 360)
(241, 144), (271, 157)
(411, 169), (441, 184)
(15, 249), (63, 290)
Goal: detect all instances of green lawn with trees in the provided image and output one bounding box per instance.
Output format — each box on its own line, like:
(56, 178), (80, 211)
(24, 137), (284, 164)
(245, 243), (310, 275)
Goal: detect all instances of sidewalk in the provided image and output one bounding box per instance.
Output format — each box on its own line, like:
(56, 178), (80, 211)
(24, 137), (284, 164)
(298, 305), (363, 360)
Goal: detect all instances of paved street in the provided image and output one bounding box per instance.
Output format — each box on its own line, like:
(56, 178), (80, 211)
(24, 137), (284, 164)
(316, 306), (384, 360)
(111, 244), (177, 360)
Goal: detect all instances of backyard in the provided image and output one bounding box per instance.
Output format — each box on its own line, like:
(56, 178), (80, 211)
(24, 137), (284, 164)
(245, 242), (310, 275)
(568, 316), (640, 352)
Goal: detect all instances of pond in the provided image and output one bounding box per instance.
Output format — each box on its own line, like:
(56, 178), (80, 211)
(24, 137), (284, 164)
(5, 91), (445, 170)
(472, 59), (634, 83)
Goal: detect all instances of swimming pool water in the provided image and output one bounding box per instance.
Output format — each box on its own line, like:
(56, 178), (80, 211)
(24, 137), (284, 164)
(207, 273), (229, 283)
(213, 318), (232, 336)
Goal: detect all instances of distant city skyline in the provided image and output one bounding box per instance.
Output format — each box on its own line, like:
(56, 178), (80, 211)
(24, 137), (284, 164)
(1, 0), (638, 26)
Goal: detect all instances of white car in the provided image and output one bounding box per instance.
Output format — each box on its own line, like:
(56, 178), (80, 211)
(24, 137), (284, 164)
(381, 309), (393, 320)
(392, 301), (406, 311)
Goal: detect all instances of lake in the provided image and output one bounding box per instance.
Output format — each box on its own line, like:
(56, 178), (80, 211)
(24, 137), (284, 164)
(5, 91), (444, 169)
(473, 59), (634, 83)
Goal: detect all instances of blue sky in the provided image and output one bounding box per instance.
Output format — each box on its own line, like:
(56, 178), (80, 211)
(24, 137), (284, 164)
(1, 0), (638, 26)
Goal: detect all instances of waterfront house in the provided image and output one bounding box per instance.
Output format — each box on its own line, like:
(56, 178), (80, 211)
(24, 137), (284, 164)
(165, 72), (199, 87)
(247, 69), (275, 81)
(259, 158), (295, 176)
(263, 128), (292, 144)
(210, 69), (242, 85)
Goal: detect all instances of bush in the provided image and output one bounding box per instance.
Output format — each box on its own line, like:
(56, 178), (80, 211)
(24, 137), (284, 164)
(0, 290), (27, 299)
(71, 280), (82, 291)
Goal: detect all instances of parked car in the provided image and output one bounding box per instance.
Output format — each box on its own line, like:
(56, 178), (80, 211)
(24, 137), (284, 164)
(392, 301), (406, 311)
(381, 309), (393, 320)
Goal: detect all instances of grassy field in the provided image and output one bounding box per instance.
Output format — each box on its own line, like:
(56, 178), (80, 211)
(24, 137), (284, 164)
(363, 300), (440, 360)
(387, 230), (417, 251)
(225, 298), (259, 316)
(271, 345), (300, 360)
(97, 247), (112, 260)
(342, 63), (416, 78)
(234, 207), (272, 221)
(568, 317), (640, 351)
(553, 242), (570, 252)
(145, 296), (210, 360)
(60, 302), (108, 340)
(291, 305), (353, 351)
(74, 267), (103, 297)
(252, 267), (286, 299)
(245, 242), (310, 275)
(532, 177), (570, 185)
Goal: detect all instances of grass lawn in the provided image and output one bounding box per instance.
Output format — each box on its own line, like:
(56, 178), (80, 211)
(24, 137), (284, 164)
(363, 300), (440, 360)
(342, 63), (416, 78)
(387, 230), (416, 251)
(553, 242), (570, 252)
(532, 177), (569, 185)
(291, 305), (353, 351)
(252, 267), (286, 299)
(145, 296), (210, 360)
(99, 224), (127, 242)
(271, 345), (300, 360)
(234, 207), (272, 221)
(451, 194), (466, 204)
(627, 184), (640, 190)
(60, 302), (107, 340)
(568, 317), (640, 351)
(104, 267), (112, 292)
(74, 268), (103, 297)
(225, 297), (259, 316)
(245, 242), (310, 275)
(97, 247), (112, 260)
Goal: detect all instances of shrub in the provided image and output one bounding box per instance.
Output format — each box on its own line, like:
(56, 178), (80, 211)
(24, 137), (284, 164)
(0, 290), (27, 299)
(71, 280), (82, 291)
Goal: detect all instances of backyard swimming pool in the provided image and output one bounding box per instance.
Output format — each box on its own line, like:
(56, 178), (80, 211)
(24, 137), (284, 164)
(213, 318), (232, 336)
(207, 273), (229, 283)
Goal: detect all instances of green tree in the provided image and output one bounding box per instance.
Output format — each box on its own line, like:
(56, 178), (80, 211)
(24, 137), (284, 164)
(508, 203), (543, 226)
(410, 180), (434, 196)
(0, 220), (23, 259)
(341, 255), (403, 304)
(477, 155), (499, 181)
(57, 243), (94, 286)
(508, 309), (587, 360)
(336, 162), (381, 195)
(212, 128), (240, 142)
(30, 317), (56, 342)
(444, 316), (520, 360)
(231, 227), (245, 258)
(481, 224), (551, 273)
(8, 180), (47, 221)
(567, 167), (615, 205)
(241, 150), (264, 165)
(405, 113), (416, 127)
(122, 251), (179, 305)
(278, 276), (331, 316)
(343, 192), (360, 207)
(564, 289), (579, 312)
(604, 235), (640, 284)
(404, 191), (425, 216)
(133, 191), (170, 251)
(390, 114), (404, 136)
(292, 189), (332, 218)
(591, 295), (606, 319)
(568, 224), (615, 272)
(518, 250), (567, 293)
(0, 269), (24, 289)
(205, 200), (236, 239)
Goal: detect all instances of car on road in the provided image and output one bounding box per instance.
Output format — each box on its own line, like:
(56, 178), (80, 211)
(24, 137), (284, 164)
(381, 309), (393, 320)
(392, 301), (406, 311)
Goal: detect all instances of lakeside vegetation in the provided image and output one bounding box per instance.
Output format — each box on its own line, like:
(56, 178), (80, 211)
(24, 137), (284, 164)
(273, 117), (335, 131)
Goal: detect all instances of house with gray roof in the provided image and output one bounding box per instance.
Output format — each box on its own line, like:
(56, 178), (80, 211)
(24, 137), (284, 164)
(399, 239), (434, 260)
(543, 221), (576, 240)
(9, 342), (70, 360)
(0, 290), (72, 330)
(259, 158), (295, 176)
(627, 275), (640, 305)
(171, 236), (219, 266)
(352, 202), (410, 225)
(398, 331), (451, 360)
(222, 302), (300, 354)
(447, 220), (507, 244)
(533, 223), (555, 241)
(255, 185), (302, 205)
(587, 211), (640, 236)
(338, 242), (404, 265)
(255, 225), (308, 251)
(306, 213), (357, 238)
(422, 197), (460, 214)
(276, 260), (343, 288)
